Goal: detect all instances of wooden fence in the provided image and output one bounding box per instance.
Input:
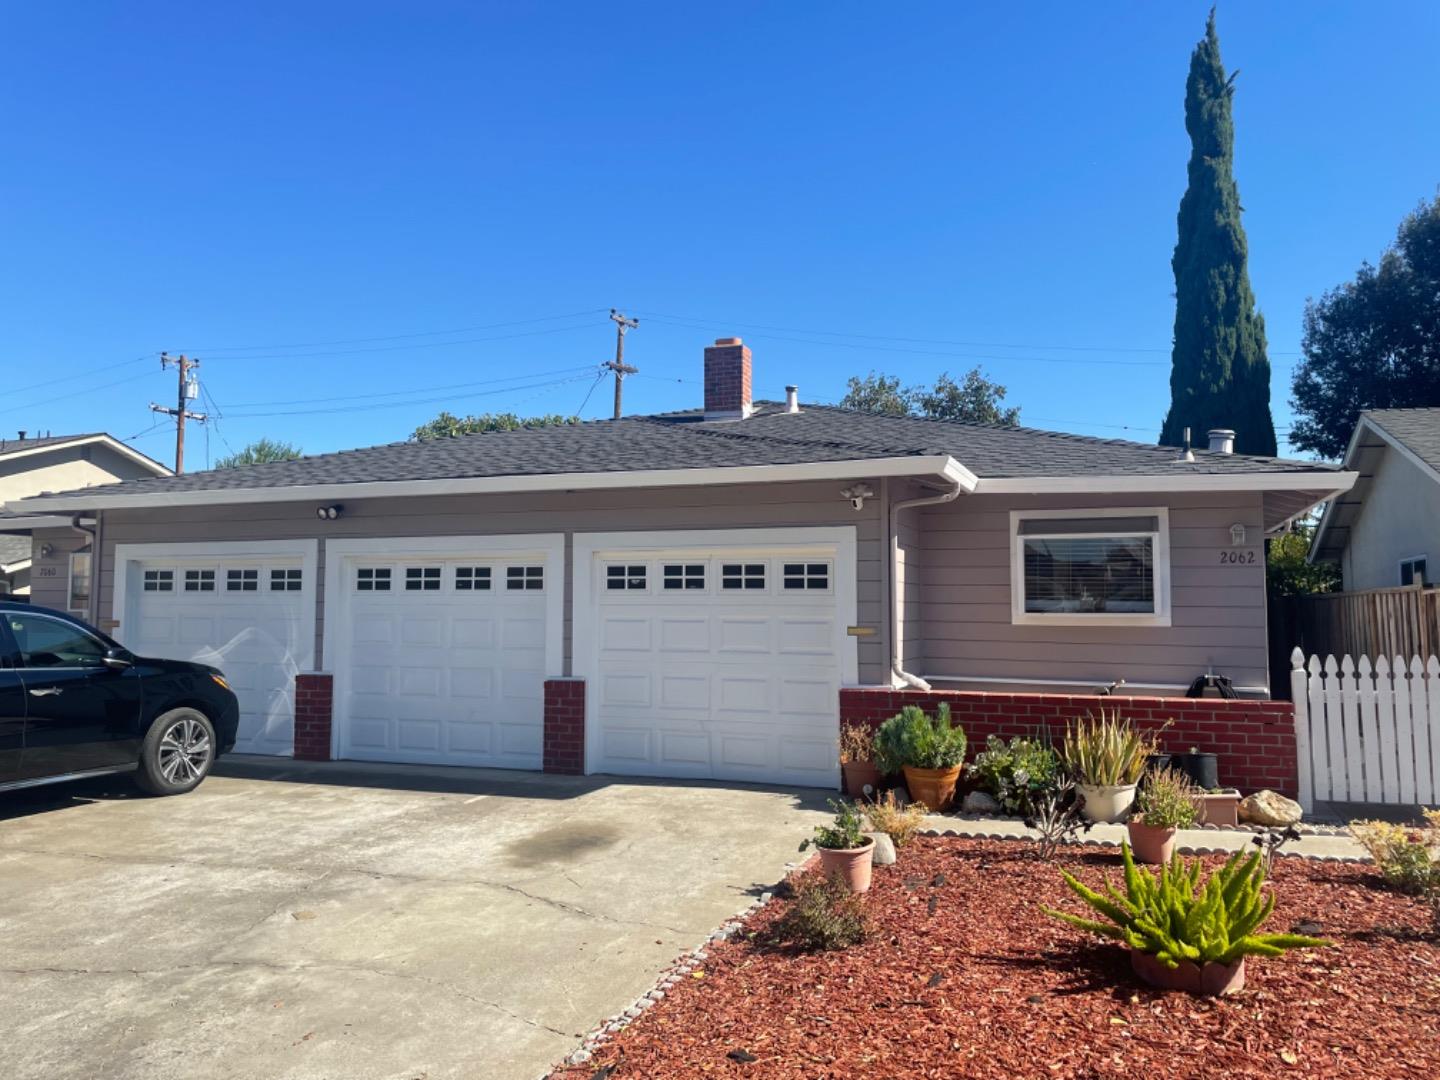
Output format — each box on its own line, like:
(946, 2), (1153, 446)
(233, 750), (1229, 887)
(1279, 585), (1440, 666)
(1290, 647), (1440, 812)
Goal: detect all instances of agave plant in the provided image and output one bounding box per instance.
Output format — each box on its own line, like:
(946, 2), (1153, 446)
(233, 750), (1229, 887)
(1043, 843), (1329, 968)
(1060, 708), (1156, 787)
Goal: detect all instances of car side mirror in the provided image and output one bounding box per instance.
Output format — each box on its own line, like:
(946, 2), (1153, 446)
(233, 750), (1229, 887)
(103, 647), (134, 670)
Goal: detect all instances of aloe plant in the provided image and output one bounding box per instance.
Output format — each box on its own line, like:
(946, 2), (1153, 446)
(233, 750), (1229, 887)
(872, 703), (966, 773)
(1060, 709), (1156, 787)
(1043, 843), (1329, 968)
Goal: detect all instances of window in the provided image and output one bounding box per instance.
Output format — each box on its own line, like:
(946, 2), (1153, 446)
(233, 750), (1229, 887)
(270, 568), (303, 592)
(8, 612), (108, 668)
(405, 566), (442, 591)
(455, 566), (491, 591)
(227, 569), (259, 592)
(1011, 509), (1169, 626)
(184, 569), (216, 593)
(507, 565), (544, 591)
(1401, 556), (1428, 587)
(143, 569), (174, 593)
(721, 563), (766, 590)
(783, 562), (830, 591)
(663, 563), (706, 590)
(606, 564), (647, 591)
(357, 567), (391, 591)
(69, 551), (92, 612)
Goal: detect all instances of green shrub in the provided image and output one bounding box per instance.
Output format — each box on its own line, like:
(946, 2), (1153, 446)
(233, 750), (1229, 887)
(970, 735), (1060, 814)
(1043, 843), (1329, 968)
(1133, 766), (1199, 829)
(872, 703), (966, 773)
(799, 799), (868, 852)
(1348, 810), (1440, 896)
(1060, 708), (1157, 787)
(772, 872), (869, 950)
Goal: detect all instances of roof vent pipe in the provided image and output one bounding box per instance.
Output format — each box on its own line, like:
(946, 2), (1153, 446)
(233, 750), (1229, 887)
(1207, 428), (1236, 455)
(784, 385), (799, 413)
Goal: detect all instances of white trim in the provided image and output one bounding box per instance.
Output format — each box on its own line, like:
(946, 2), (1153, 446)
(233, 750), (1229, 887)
(111, 540), (319, 662)
(321, 533), (566, 763)
(0, 515), (79, 532)
(975, 471), (1355, 495)
(1399, 554), (1429, 587)
(0, 434), (171, 475)
(914, 674), (1272, 696)
(12, 455), (969, 513)
(572, 526), (859, 779)
(1009, 506), (1172, 628)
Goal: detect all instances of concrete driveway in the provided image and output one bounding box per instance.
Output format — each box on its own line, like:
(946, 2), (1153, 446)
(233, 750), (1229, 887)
(0, 756), (830, 1080)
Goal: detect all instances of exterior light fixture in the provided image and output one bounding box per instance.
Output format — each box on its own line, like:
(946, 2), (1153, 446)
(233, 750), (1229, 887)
(1230, 523), (1246, 546)
(317, 504), (343, 521)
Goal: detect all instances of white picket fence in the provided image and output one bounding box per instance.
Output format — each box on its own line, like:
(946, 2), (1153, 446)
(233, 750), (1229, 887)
(1290, 647), (1440, 812)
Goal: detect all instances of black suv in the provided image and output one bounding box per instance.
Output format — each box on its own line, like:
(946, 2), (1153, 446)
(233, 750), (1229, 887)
(0, 601), (240, 795)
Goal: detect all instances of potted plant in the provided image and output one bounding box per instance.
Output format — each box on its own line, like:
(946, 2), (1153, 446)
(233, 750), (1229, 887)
(799, 799), (876, 893)
(872, 703), (967, 811)
(839, 721), (881, 798)
(1127, 766), (1198, 864)
(1044, 843), (1329, 996)
(1060, 708), (1156, 823)
(969, 734), (1060, 816)
(1192, 787), (1243, 826)
(1175, 746), (1220, 791)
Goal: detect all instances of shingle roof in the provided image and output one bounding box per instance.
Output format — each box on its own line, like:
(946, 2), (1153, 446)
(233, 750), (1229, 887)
(20, 403), (1337, 503)
(0, 534), (29, 567)
(1363, 409), (1440, 475)
(0, 433), (102, 457)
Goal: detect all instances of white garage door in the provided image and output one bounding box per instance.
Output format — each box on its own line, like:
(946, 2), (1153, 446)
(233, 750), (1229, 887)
(115, 542), (318, 756)
(328, 536), (563, 769)
(576, 529), (857, 788)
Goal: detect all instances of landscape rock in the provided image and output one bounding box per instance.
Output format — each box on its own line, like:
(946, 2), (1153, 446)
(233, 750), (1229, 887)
(864, 831), (898, 865)
(961, 791), (1001, 814)
(1238, 790), (1303, 827)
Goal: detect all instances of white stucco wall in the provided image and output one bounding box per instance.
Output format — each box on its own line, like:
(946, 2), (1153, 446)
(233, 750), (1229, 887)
(1342, 448), (1440, 590)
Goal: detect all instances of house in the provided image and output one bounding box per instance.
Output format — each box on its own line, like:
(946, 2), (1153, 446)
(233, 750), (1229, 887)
(5, 339), (1355, 792)
(1310, 408), (1440, 589)
(0, 433), (170, 603)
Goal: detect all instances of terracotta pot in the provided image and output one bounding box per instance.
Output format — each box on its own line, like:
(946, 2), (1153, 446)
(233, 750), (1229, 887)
(1126, 818), (1178, 864)
(1075, 782), (1137, 824)
(817, 836), (875, 893)
(902, 764), (963, 812)
(841, 760), (882, 799)
(1192, 790), (1241, 827)
(1130, 948), (1246, 996)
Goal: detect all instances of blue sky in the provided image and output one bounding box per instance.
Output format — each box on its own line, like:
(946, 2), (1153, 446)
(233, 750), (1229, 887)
(3, 2), (1438, 468)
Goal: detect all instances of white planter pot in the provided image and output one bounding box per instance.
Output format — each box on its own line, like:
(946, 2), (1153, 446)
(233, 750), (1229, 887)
(1076, 782), (1138, 824)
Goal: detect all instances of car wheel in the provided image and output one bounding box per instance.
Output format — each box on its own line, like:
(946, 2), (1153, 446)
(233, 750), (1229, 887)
(135, 708), (216, 795)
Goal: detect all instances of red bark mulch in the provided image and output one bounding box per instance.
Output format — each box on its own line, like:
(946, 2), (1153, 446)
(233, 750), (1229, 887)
(552, 837), (1440, 1079)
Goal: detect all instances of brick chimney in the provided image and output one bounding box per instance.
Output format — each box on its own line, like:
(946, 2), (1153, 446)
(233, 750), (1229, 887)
(703, 338), (752, 420)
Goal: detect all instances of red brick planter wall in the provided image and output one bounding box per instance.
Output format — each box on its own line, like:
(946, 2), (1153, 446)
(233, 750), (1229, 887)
(294, 673), (334, 761)
(544, 678), (586, 775)
(840, 688), (1297, 798)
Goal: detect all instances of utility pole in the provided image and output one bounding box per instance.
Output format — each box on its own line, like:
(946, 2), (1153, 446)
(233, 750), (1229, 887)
(150, 353), (207, 473)
(603, 309), (639, 419)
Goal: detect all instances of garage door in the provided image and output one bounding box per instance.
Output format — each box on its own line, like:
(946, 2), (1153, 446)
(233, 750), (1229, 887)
(327, 536), (563, 768)
(575, 529), (857, 787)
(115, 541), (318, 756)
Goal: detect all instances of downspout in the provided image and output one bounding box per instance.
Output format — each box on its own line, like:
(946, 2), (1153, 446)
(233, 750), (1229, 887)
(889, 475), (965, 691)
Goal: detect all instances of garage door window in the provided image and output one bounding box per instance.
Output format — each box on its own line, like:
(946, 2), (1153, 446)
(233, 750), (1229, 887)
(404, 567), (441, 591)
(507, 565), (544, 591)
(184, 569), (216, 593)
(143, 569), (174, 592)
(227, 569), (259, 592)
(357, 567), (391, 591)
(783, 562), (830, 591)
(721, 563), (765, 590)
(271, 568), (303, 592)
(455, 566), (491, 591)
(663, 563), (705, 590)
(606, 564), (647, 591)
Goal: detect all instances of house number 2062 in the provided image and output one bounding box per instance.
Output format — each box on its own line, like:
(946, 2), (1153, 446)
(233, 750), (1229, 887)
(1219, 550), (1257, 565)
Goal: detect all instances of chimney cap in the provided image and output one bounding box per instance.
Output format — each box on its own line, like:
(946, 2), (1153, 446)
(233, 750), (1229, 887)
(712, 337), (743, 346)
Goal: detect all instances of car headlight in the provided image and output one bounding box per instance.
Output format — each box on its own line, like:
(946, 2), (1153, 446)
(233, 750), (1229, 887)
(210, 674), (232, 691)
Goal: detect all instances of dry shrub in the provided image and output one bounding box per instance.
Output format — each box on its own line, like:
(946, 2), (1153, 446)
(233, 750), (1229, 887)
(771, 872), (869, 951)
(1348, 809), (1440, 896)
(863, 789), (928, 848)
(839, 721), (874, 764)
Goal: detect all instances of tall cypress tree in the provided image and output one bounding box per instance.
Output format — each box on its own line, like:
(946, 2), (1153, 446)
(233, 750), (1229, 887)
(1159, 10), (1277, 457)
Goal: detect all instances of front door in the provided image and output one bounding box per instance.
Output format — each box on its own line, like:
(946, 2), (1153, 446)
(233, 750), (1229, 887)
(6, 610), (143, 779)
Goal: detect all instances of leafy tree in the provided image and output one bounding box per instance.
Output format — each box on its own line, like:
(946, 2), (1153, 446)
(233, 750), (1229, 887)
(214, 438), (303, 469)
(1289, 195), (1440, 460)
(1266, 519), (1340, 597)
(411, 411), (577, 441)
(1159, 11), (1277, 457)
(840, 368), (1019, 425)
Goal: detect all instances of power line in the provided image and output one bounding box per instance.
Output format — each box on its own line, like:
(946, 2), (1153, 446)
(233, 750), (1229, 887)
(220, 372), (596, 419)
(7, 355), (154, 399)
(222, 365), (595, 410)
(0, 369), (157, 419)
(574, 369), (607, 417)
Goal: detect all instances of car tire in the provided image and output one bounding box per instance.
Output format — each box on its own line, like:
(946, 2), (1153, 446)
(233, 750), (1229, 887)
(135, 708), (216, 796)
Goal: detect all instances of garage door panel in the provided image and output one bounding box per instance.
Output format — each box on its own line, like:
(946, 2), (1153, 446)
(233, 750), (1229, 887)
(353, 615), (393, 645)
(659, 673), (709, 709)
(502, 617), (547, 650)
(600, 616), (652, 652)
(657, 617), (709, 653)
(716, 675), (771, 712)
(660, 729), (711, 766)
(599, 670), (651, 707)
(397, 719), (441, 751)
(500, 667), (543, 701)
(450, 668), (493, 699)
(496, 722), (541, 757)
(600, 727), (652, 763)
(400, 617), (444, 647)
(777, 619), (834, 653)
(716, 619), (771, 653)
(451, 618), (495, 648)
(778, 676), (837, 714)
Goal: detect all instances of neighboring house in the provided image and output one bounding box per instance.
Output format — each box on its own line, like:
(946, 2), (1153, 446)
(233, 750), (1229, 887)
(1310, 409), (1440, 589)
(0, 433), (170, 603)
(5, 339), (1354, 791)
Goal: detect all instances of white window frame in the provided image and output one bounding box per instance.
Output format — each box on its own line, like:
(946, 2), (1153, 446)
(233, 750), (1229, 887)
(68, 550), (93, 615)
(1009, 506), (1171, 628)
(1400, 555), (1428, 587)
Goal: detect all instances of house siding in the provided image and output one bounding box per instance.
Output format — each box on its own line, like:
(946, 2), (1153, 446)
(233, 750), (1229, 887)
(0, 443), (161, 504)
(1341, 448), (1440, 590)
(27, 527), (89, 614)
(912, 490), (1269, 694)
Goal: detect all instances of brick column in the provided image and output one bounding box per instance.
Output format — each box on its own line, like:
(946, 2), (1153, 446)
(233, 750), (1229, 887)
(294, 673), (334, 761)
(543, 678), (586, 775)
